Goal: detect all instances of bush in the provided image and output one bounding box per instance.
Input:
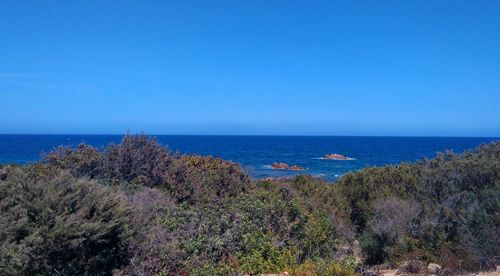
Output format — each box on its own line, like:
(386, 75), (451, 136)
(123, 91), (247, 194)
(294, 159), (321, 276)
(255, 175), (355, 241)
(367, 198), (419, 242)
(42, 134), (251, 204)
(397, 259), (426, 274)
(142, 186), (350, 275)
(3, 134), (496, 274)
(288, 260), (359, 276)
(0, 168), (129, 275)
(339, 141), (500, 269)
(45, 144), (104, 178)
(0, 164), (8, 180)
(168, 154), (250, 203)
(236, 231), (295, 274)
(118, 187), (177, 275)
(103, 134), (175, 187)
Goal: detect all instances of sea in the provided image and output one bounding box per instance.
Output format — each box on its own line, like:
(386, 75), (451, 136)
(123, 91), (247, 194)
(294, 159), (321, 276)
(0, 135), (498, 181)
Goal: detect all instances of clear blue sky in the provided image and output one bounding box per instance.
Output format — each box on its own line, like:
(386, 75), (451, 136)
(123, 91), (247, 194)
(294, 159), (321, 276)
(1, 1), (499, 136)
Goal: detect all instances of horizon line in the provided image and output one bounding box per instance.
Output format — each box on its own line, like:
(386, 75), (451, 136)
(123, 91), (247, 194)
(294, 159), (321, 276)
(0, 133), (499, 139)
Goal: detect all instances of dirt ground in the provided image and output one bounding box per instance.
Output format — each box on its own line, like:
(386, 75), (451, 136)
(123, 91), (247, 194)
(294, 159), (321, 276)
(376, 266), (500, 276)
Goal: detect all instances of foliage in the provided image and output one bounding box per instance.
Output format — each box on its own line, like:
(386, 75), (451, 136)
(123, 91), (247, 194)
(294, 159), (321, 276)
(103, 134), (175, 187)
(43, 134), (250, 204)
(236, 231), (295, 274)
(287, 259), (359, 276)
(338, 141), (500, 270)
(154, 188), (346, 275)
(168, 154), (250, 203)
(0, 168), (129, 275)
(45, 143), (105, 178)
(118, 187), (176, 275)
(1, 134), (498, 274)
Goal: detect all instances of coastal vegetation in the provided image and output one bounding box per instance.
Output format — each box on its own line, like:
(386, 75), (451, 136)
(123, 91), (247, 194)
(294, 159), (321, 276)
(0, 134), (498, 275)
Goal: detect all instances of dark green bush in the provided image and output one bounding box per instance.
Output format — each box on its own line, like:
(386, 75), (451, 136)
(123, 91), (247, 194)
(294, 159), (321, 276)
(0, 168), (129, 275)
(339, 141), (500, 270)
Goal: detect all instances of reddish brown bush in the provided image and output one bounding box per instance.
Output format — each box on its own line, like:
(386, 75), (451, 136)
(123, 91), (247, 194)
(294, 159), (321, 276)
(104, 134), (175, 186)
(168, 154), (250, 203)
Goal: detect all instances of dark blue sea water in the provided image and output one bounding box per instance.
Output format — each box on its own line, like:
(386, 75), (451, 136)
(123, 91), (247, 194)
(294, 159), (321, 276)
(0, 135), (498, 181)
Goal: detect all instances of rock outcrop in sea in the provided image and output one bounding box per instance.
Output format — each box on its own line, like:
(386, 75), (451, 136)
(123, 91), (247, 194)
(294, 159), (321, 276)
(322, 153), (353, 160)
(271, 162), (305, 171)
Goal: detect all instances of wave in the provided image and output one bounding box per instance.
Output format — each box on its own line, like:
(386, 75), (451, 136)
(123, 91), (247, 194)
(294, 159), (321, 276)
(316, 157), (356, 160)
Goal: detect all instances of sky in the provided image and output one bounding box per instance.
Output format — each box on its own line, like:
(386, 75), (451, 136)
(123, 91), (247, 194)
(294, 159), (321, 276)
(0, 1), (499, 136)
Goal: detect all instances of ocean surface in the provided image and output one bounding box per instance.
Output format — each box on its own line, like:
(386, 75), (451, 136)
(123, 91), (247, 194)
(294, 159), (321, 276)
(0, 135), (498, 181)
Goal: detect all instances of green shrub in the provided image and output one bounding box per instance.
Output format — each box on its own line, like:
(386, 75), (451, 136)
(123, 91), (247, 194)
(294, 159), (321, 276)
(288, 260), (359, 276)
(189, 263), (237, 276)
(340, 141), (500, 269)
(45, 143), (104, 178)
(4, 134), (496, 273)
(0, 169), (129, 275)
(236, 231), (295, 275)
(168, 154), (250, 203)
(42, 134), (251, 204)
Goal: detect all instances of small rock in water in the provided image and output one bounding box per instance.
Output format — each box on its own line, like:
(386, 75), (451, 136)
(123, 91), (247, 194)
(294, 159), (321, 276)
(271, 162), (305, 171)
(289, 165), (304, 171)
(271, 162), (289, 169)
(323, 153), (353, 160)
